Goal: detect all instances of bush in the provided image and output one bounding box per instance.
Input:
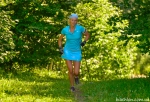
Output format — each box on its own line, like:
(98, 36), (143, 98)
(0, 10), (17, 70)
(75, 0), (138, 80)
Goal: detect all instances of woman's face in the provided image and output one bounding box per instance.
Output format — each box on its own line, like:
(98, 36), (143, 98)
(69, 18), (78, 27)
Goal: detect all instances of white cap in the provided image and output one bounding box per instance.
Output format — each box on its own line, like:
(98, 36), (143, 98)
(69, 13), (78, 19)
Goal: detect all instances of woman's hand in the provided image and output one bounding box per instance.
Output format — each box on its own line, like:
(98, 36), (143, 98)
(59, 47), (63, 54)
(81, 41), (86, 47)
(58, 34), (64, 54)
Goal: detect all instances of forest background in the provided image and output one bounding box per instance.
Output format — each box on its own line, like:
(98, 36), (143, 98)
(0, 0), (150, 81)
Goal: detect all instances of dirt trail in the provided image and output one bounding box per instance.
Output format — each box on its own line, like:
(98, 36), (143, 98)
(73, 84), (86, 102)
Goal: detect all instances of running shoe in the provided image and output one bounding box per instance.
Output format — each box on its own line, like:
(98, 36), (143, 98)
(75, 77), (79, 85)
(70, 86), (75, 92)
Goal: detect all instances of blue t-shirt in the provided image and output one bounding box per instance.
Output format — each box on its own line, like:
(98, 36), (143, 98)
(61, 24), (85, 52)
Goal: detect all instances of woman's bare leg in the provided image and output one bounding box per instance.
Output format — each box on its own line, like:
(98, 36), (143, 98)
(73, 61), (80, 77)
(73, 61), (80, 84)
(66, 60), (74, 87)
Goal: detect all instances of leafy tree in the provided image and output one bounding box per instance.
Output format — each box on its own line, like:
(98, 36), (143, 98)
(0, 10), (16, 71)
(75, 0), (138, 80)
(0, 0), (92, 71)
(109, 0), (150, 54)
(0, 0), (65, 69)
(1, 0), (146, 80)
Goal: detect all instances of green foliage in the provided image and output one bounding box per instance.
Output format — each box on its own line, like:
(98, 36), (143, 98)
(11, 0), (63, 66)
(109, 0), (150, 54)
(81, 33), (138, 81)
(0, 0), (90, 70)
(0, 0), (149, 80)
(75, 0), (138, 80)
(0, 10), (17, 70)
(134, 53), (150, 76)
(0, 0), (66, 68)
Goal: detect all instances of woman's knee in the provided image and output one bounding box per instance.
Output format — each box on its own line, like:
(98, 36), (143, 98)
(73, 61), (80, 76)
(74, 70), (79, 76)
(68, 70), (74, 75)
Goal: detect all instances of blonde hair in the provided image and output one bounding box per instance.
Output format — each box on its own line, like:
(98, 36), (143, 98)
(68, 18), (78, 25)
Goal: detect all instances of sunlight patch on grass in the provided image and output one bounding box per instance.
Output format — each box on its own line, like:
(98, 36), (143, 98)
(0, 96), (74, 102)
(0, 69), (75, 102)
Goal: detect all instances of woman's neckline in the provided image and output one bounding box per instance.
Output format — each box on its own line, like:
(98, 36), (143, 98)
(69, 25), (76, 33)
(70, 28), (75, 33)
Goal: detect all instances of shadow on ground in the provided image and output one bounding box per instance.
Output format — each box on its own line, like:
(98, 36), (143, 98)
(80, 78), (150, 102)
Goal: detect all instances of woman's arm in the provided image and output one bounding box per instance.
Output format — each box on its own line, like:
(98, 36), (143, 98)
(58, 34), (64, 48)
(81, 31), (90, 47)
(84, 31), (90, 42)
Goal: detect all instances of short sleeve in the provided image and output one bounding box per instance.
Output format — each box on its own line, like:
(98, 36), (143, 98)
(80, 26), (86, 34)
(61, 28), (65, 35)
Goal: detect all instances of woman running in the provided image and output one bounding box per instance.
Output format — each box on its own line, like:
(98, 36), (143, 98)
(58, 13), (90, 92)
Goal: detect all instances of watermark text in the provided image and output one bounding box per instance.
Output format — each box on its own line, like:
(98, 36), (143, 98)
(116, 97), (149, 102)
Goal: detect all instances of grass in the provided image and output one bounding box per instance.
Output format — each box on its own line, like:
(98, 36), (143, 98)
(80, 78), (150, 102)
(0, 68), (75, 102)
(0, 68), (150, 102)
